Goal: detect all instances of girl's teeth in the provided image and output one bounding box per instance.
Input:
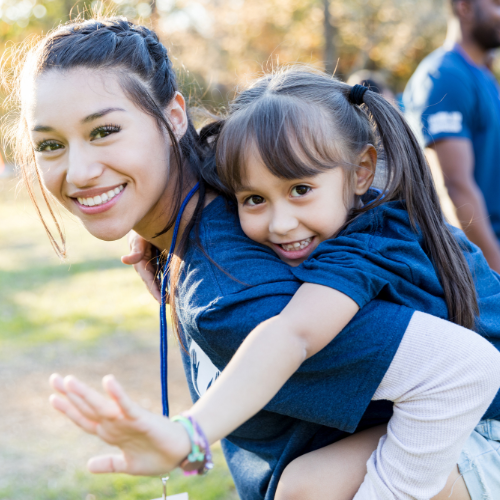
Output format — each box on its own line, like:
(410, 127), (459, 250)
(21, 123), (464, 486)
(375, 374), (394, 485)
(78, 185), (124, 207)
(281, 238), (312, 252)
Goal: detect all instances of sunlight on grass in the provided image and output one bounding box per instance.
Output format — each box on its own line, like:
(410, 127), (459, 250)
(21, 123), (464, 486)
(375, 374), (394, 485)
(0, 445), (237, 500)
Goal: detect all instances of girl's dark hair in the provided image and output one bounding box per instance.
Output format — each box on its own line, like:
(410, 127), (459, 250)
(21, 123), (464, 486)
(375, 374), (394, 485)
(215, 67), (479, 329)
(4, 17), (224, 337)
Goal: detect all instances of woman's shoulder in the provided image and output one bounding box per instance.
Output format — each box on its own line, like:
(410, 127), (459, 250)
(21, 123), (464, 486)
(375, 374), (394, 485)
(180, 195), (299, 301)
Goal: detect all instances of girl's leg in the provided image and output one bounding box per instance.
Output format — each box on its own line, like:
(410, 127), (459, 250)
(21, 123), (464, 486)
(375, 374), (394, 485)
(275, 425), (471, 500)
(275, 424), (387, 500)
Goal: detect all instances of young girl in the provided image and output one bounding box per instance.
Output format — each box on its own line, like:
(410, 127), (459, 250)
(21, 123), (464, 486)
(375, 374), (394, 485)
(7, 17), (500, 500)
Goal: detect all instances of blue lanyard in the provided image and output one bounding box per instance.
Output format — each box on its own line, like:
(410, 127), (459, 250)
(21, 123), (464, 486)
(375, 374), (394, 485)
(160, 182), (200, 417)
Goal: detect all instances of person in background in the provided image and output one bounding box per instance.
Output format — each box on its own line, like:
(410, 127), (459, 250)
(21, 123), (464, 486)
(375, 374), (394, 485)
(404, 0), (500, 273)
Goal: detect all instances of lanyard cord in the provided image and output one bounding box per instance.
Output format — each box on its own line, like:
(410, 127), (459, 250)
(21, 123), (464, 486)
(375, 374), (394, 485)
(160, 182), (200, 417)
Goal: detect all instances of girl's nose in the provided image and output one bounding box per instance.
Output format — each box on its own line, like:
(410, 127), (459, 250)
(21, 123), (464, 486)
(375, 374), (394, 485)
(269, 208), (299, 236)
(65, 146), (104, 187)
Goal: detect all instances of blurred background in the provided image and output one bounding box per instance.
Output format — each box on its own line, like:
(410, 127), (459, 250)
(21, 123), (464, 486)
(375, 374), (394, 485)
(0, 0), (498, 499)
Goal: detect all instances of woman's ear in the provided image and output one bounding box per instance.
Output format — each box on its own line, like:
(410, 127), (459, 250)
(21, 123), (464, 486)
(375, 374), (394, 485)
(166, 92), (188, 140)
(354, 144), (377, 196)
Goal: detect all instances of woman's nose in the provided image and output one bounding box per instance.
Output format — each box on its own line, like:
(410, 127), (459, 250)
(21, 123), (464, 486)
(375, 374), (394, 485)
(269, 208), (299, 236)
(65, 146), (104, 187)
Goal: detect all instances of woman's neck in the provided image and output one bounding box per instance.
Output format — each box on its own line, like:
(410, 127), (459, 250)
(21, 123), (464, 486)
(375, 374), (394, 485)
(134, 186), (218, 254)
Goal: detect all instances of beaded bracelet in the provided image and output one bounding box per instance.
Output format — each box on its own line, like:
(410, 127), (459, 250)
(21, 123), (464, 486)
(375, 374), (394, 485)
(172, 413), (214, 476)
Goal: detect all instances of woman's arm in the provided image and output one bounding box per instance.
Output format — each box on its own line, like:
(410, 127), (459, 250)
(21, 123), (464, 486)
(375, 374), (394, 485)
(189, 283), (359, 444)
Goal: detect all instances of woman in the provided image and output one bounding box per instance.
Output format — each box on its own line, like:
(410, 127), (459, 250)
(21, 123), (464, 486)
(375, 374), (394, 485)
(8, 17), (500, 500)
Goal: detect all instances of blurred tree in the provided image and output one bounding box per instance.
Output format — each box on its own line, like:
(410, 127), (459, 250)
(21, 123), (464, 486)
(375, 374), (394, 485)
(0, 0), (462, 115)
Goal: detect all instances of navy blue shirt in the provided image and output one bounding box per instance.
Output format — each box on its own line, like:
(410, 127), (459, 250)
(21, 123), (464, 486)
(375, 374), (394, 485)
(292, 198), (500, 419)
(176, 196), (414, 500)
(403, 45), (500, 238)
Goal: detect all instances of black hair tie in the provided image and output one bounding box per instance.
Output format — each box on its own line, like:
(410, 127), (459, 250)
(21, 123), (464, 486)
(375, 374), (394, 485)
(349, 84), (369, 105)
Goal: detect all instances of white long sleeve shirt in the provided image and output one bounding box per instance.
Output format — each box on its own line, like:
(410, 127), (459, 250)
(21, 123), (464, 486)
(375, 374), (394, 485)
(354, 311), (500, 500)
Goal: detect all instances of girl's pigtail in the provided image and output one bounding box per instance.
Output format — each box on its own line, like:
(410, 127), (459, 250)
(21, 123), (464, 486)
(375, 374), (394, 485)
(360, 90), (479, 329)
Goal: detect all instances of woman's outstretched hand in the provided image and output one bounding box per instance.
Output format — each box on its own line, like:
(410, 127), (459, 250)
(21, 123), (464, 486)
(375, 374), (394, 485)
(121, 231), (161, 303)
(49, 373), (190, 476)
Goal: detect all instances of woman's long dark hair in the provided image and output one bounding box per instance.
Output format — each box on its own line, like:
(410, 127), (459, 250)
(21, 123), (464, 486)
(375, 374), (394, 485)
(215, 67), (479, 329)
(4, 17), (225, 338)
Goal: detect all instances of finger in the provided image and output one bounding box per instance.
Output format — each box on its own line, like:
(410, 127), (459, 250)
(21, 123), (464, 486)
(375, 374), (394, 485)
(121, 252), (143, 266)
(49, 373), (67, 395)
(102, 375), (141, 420)
(49, 394), (99, 434)
(88, 454), (128, 474)
(64, 376), (121, 420)
(133, 262), (162, 303)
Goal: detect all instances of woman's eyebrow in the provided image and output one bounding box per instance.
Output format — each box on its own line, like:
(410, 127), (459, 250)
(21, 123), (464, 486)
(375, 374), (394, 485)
(31, 108), (127, 132)
(81, 107), (126, 123)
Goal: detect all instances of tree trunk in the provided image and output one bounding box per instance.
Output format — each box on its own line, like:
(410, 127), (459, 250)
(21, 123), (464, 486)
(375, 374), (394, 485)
(323, 0), (336, 75)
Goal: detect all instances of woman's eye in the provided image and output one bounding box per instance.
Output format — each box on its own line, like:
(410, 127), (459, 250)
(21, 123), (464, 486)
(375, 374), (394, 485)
(90, 124), (121, 141)
(246, 195), (265, 206)
(35, 140), (63, 153)
(291, 185), (311, 197)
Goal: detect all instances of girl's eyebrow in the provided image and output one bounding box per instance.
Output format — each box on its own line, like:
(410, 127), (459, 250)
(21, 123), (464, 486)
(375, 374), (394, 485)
(31, 107), (126, 132)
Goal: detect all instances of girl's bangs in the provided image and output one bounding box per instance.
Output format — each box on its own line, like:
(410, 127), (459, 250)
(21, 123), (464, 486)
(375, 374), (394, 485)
(217, 96), (343, 193)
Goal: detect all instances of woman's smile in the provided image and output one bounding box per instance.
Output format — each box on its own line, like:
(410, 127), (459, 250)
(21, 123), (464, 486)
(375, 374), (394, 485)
(73, 184), (126, 214)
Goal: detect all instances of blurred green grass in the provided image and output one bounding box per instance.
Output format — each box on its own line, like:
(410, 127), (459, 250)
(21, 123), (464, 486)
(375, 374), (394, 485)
(0, 177), (238, 500)
(0, 448), (236, 500)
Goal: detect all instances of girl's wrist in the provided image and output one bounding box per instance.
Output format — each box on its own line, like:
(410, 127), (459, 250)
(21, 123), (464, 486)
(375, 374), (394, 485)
(171, 413), (214, 475)
(171, 421), (192, 466)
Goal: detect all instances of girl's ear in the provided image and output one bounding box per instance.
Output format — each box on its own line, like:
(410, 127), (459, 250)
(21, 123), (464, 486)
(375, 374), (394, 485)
(166, 92), (189, 139)
(354, 144), (377, 195)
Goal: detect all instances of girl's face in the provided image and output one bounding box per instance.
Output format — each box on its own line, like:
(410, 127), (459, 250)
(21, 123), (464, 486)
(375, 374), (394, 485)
(25, 68), (187, 243)
(235, 147), (375, 266)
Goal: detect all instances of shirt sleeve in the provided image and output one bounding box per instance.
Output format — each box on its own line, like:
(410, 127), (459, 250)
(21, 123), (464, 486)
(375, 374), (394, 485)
(354, 311), (500, 500)
(290, 231), (416, 309)
(417, 70), (475, 146)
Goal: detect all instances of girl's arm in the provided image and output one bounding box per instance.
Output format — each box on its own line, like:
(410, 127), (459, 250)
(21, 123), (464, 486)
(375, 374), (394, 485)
(189, 283), (359, 444)
(50, 283), (357, 474)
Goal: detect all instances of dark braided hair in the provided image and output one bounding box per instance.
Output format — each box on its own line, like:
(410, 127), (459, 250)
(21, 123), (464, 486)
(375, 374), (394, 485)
(9, 17), (224, 337)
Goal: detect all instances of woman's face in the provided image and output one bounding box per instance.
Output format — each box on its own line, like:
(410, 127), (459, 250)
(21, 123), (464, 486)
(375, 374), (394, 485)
(25, 68), (187, 242)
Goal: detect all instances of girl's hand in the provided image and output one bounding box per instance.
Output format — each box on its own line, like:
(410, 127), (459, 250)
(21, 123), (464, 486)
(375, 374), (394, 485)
(121, 231), (161, 303)
(49, 373), (190, 475)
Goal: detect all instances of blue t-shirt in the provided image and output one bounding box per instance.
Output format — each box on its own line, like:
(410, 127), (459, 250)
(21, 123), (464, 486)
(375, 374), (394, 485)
(403, 45), (500, 238)
(175, 196), (414, 500)
(292, 198), (500, 417)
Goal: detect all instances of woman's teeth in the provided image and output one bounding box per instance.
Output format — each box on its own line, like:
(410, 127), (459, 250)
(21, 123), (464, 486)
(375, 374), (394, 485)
(77, 185), (124, 207)
(280, 237), (312, 252)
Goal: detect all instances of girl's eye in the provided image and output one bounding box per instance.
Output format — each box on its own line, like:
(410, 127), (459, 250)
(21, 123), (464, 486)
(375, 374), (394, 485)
(245, 195), (265, 206)
(90, 124), (121, 141)
(35, 140), (63, 153)
(291, 185), (311, 197)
